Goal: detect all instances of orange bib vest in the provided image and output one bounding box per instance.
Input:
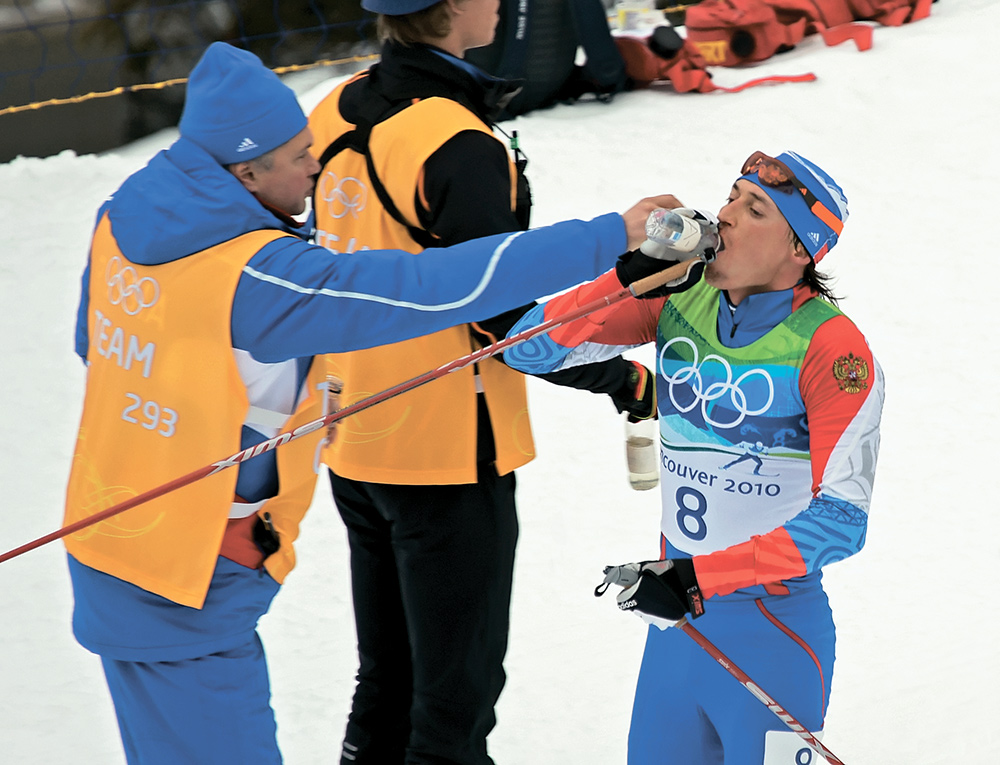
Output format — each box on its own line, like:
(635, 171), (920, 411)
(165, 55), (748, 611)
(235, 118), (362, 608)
(64, 214), (325, 608)
(310, 79), (533, 484)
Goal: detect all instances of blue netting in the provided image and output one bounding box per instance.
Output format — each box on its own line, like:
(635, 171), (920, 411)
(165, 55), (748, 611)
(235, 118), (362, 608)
(0, 0), (376, 105)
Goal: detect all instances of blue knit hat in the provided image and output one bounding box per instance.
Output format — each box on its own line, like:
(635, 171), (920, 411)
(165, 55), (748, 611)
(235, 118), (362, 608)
(741, 151), (849, 263)
(362, 0), (441, 14)
(178, 42), (307, 165)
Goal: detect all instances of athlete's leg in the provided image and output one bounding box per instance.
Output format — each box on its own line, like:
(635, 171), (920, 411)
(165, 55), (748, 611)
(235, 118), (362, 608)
(101, 633), (281, 765)
(694, 589), (835, 765)
(628, 624), (724, 764)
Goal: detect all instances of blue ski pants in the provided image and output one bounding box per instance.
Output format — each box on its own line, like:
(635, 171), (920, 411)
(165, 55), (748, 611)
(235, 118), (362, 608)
(100, 632), (281, 764)
(628, 584), (835, 765)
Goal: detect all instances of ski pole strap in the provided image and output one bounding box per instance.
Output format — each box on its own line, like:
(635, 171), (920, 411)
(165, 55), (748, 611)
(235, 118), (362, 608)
(595, 562), (643, 596)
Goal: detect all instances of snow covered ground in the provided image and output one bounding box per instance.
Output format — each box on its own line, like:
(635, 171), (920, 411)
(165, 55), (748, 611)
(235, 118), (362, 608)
(1, 1), (997, 762)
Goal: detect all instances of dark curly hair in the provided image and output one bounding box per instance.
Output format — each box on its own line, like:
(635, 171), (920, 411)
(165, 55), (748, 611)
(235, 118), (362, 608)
(792, 230), (840, 305)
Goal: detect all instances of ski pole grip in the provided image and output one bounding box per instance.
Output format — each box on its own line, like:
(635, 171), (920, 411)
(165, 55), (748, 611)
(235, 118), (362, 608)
(628, 259), (697, 298)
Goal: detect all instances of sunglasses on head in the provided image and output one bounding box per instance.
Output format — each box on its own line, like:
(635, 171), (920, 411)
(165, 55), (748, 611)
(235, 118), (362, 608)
(741, 151), (843, 237)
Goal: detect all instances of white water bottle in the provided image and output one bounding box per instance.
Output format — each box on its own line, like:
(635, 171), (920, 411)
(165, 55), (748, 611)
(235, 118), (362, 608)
(625, 416), (659, 491)
(640, 208), (720, 259)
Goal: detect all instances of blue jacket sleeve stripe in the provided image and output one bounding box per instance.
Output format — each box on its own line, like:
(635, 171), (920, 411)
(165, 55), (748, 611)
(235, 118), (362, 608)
(232, 215), (626, 363)
(240, 231), (525, 312)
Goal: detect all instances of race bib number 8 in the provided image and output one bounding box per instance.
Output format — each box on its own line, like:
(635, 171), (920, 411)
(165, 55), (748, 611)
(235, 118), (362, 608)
(659, 447), (812, 555)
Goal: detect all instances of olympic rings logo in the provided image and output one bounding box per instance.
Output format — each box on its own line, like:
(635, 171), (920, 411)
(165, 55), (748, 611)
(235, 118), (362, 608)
(106, 256), (159, 315)
(658, 337), (774, 429)
(318, 171), (367, 220)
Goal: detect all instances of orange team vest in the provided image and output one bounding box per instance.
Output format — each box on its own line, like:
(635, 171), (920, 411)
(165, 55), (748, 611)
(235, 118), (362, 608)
(309, 77), (533, 484)
(64, 214), (325, 608)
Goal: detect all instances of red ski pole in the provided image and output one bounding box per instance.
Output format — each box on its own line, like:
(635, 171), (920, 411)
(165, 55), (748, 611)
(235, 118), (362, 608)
(0, 260), (697, 565)
(675, 617), (846, 765)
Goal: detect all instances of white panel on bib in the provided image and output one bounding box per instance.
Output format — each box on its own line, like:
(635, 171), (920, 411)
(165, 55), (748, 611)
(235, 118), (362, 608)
(763, 729), (823, 765)
(659, 445), (813, 555)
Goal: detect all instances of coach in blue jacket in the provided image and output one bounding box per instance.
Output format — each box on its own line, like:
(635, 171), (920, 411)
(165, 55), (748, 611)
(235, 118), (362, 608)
(64, 41), (677, 764)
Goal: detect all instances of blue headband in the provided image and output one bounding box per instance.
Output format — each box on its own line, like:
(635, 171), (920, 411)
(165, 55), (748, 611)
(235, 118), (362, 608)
(741, 151), (848, 262)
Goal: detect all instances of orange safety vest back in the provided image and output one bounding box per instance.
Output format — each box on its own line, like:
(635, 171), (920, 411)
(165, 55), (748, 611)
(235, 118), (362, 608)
(309, 78), (534, 485)
(64, 214), (324, 608)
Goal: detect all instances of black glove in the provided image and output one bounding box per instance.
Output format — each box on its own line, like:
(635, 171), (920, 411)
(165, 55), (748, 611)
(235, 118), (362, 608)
(615, 250), (705, 299)
(252, 513), (281, 557)
(609, 360), (655, 422)
(596, 558), (705, 624)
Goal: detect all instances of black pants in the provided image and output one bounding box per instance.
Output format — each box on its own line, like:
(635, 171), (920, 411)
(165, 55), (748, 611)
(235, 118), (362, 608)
(330, 465), (518, 765)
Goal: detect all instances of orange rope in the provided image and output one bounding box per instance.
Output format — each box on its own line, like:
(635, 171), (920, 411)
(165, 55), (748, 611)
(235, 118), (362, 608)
(0, 52), (379, 118)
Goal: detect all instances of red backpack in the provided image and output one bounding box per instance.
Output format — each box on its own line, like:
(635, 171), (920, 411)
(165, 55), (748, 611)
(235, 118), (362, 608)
(684, 0), (933, 67)
(614, 0), (932, 93)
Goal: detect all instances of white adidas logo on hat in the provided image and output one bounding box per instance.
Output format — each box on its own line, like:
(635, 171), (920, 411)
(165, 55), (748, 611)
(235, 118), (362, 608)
(808, 231), (821, 246)
(236, 137), (258, 153)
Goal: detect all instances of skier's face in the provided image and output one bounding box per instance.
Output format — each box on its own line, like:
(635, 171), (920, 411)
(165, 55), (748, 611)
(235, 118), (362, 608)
(231, 127), (320, 217)
(706, 180), (811, 305)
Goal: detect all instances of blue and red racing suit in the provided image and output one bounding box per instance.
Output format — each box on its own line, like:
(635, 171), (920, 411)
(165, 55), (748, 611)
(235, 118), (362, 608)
(505, 270), (884, 764)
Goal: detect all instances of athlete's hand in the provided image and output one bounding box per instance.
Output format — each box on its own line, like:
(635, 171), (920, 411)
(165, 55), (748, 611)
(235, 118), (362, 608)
(595, 558), (705, 629)
(621, 195), (683, 252)
(609, 361), (655, 422)
(615, 250), (705, 297)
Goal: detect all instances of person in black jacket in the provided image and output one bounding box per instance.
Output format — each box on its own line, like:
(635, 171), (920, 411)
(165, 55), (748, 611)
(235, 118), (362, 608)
(309, 2), (662, 763)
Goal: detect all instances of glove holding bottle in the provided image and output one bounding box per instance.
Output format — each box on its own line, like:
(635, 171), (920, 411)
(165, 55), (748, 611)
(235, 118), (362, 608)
(609, 360), (655, 421)
(615, 207), (719, 298)
(608, 360), (660, 491)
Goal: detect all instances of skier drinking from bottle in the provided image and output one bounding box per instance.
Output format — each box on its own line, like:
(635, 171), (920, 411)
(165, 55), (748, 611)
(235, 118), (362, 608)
(504, 151), (885, 764)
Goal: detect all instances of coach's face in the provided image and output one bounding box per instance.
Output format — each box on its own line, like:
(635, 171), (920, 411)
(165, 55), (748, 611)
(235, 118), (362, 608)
(230, 127), (320, 216)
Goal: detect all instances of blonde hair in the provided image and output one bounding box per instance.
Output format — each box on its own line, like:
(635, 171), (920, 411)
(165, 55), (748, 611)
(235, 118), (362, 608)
(377, 1), (455, 44)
